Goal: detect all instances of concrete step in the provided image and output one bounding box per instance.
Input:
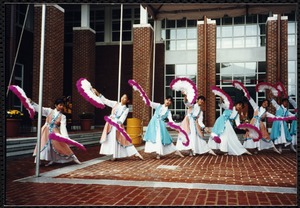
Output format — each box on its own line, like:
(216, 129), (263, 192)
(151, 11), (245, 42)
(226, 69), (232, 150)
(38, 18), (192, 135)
(6, 132), (101, 157)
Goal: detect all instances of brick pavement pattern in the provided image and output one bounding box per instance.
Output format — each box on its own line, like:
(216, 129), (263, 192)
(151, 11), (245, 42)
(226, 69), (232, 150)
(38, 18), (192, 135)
(5, 145), (297, 206)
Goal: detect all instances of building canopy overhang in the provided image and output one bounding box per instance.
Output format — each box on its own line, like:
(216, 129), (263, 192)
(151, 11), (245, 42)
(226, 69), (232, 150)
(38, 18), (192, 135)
(141, 3), (297, 20)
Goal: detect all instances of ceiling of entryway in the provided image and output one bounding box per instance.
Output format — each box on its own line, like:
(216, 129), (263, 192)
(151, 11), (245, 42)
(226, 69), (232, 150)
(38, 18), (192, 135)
(141, 3), (297, 20)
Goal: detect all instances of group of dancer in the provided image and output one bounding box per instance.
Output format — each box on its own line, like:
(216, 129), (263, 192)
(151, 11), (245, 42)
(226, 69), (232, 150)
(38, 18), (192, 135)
(9, 78), (296, 167)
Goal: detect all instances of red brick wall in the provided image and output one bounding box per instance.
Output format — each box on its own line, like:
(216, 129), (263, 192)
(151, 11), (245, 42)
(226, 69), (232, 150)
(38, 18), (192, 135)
(72, 28), (95, 122)
(33, 5), (64, 108)
(94, 44), (133, 125)
(266, 15), (288, 116)
(197, 20), (216, 127)
(132, 25), (153, 126)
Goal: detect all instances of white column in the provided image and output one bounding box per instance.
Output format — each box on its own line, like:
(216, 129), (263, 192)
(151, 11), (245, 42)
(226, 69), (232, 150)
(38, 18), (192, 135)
(81, 4), (90, 28)
(140, 5), (148, 24)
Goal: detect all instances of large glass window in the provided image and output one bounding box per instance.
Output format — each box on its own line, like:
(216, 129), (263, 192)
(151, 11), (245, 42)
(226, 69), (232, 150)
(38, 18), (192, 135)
(90, 8), (105, 42)
(161, 19), (197, 51)
(64, 5), (81, 43)
(111, 6), (140, 42)
(216, 62), (266, 118)
(217, 14), (267, 48)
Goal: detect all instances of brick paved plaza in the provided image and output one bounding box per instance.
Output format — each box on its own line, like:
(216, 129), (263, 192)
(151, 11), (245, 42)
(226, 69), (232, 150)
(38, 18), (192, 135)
(5, 143), (297, 206)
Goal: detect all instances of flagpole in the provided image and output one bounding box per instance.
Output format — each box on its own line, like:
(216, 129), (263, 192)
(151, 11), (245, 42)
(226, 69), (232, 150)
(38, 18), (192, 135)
(35, 4), (46, 177)
(117, 4), (123, 102)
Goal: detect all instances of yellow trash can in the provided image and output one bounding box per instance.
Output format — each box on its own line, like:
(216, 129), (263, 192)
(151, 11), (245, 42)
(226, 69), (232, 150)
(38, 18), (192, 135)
(126, 118), (142, 145)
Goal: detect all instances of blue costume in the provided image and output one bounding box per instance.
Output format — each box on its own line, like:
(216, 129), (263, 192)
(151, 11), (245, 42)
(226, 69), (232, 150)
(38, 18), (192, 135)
(144, 104), (173, 145)
(144, 101), (180, 157)
(270, 99), (294, 144)
(208, 102), (250, 156)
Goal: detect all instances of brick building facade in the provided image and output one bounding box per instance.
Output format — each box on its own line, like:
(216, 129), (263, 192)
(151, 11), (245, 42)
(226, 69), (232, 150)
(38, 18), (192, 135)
(32, 5), (65, 108)
(6, 5), (293, 129)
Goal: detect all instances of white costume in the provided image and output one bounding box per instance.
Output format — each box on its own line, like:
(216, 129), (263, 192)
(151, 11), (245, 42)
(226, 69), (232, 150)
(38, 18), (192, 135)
(176, 101), (212, 155)
(99, 95), (139, 159)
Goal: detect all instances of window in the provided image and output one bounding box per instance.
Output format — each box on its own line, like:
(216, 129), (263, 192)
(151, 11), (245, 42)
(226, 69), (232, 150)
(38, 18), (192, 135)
(217, 14), (266, 48)
(90, 8), (105, 42)
(111, 6), (139, 42)
(16, 4), (34, 32)
(161, 19), (197, 51)
(64, 5), (81, 43)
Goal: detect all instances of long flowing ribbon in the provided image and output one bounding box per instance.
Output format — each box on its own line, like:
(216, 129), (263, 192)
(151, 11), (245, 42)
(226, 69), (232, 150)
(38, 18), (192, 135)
(268, 116), (296, 122)
(169, 77), (198, 104)
(76, 78), (105, 109)
(237, 123), (262, 142)
(211, 86), (233, 110)
(166, 121), (190, 146)
(232, 81), (250, 100)
(104, 116), (132, 143)
(128, 79), (151, 106)
(8, 85), (35, 119)
(255, 82), (279, 97)
(49, 132), (86, 151)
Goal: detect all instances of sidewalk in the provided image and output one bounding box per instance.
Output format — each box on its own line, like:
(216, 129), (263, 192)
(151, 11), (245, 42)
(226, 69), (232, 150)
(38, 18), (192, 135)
(5, 144), (297, 206)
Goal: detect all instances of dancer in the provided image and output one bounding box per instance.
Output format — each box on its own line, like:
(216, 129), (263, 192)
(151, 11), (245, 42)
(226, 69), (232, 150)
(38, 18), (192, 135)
(31, 98), (82, 166)
(176, 94), (216, 156)
(93, 89), (143, 160)
(270, 96), (295, 153)
(143, 95), (184, 159)
(207, 87), (251, 156)
(286, 96), (297, 152)
(242, 98), (281, 154)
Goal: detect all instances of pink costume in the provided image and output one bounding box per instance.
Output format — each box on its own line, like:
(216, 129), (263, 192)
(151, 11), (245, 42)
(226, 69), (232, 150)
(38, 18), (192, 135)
(32, 102), (77, 164)
(176, 101), (212, 155)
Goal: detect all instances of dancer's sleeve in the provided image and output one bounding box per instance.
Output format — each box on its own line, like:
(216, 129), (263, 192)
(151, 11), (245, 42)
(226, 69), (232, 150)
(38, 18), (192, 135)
(150, 101), (160, 109)
(59, 115), (69, 137)
(270, 99), (280, 110)
(118, 108), (129, 124)
(167, 111), (175, 123)
(288, 96), (297, 109)
(287, 111), (295, 117)
(98, 94), (117, 108)
(266, 112), (276, 118)
(31, 102), (52, 117)
(197, 111), (205, 129)
(248, 97), (258, 111)
(218, 102), (228, 109)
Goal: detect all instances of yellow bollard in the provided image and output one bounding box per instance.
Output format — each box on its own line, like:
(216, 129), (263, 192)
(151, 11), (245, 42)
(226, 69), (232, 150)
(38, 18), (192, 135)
(126, 118), (142, 145)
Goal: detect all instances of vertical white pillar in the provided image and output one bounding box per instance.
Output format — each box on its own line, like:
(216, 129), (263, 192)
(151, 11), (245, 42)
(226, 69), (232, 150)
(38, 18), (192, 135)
(140, 5), (148, 24)
(81, 4), (90, 28)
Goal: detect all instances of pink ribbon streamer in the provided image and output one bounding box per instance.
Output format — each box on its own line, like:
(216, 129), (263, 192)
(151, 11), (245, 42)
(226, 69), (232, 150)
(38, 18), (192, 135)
(232, 80), (250, 100)
(76, 78), (105, 109)
(255, 82), (279, 97)
(275, 82), (288, 98)
(212, 136), (221, 144)
(169, 77), (198, 104)
(167, 121), (190, 146)
(237, 123), (262, 142)
(128, 79), (151, 106)
(104, 116), (132, 143)
(268, 116), (296, 122)
(49, 132), (86, 151)
(211, 86), (233, 110)
(9, 85), (35, 119)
